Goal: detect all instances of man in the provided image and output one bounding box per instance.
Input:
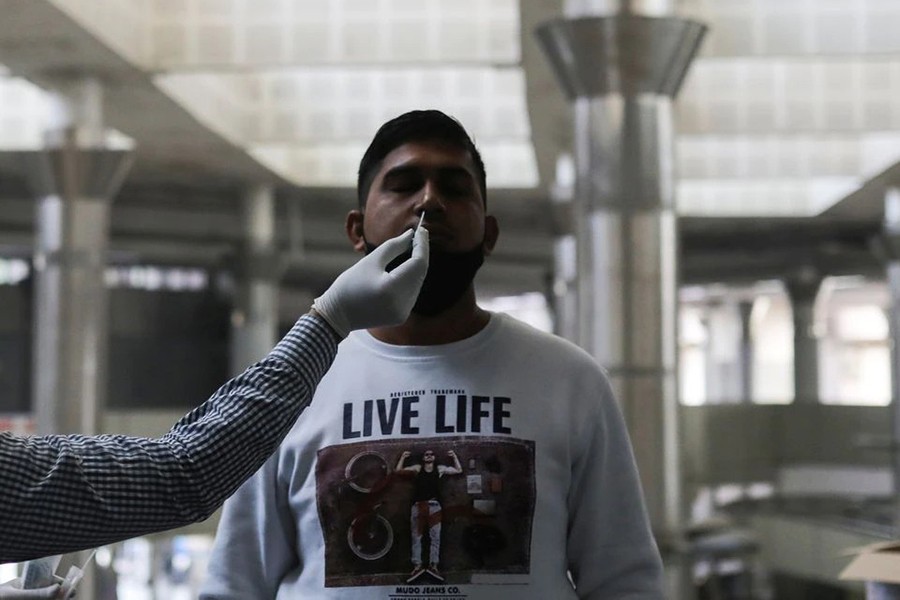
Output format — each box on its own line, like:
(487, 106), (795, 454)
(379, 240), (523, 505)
(395, 448), (462, 582)
(202, 110), (663, 599)
(0, 224), (428, 596)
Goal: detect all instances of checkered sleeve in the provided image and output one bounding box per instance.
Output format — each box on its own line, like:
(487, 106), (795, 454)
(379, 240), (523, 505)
(0, 313), (340, 564)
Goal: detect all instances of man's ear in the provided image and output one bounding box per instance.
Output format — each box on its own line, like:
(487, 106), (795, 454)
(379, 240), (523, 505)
(346, 210), (367, 253)
(482, 215), (499, 256)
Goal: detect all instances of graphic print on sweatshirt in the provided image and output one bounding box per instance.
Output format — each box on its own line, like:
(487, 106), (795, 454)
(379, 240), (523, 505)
(315, 435), (536, 590)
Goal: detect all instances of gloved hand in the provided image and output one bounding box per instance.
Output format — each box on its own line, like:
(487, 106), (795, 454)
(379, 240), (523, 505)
(0, 578), (61, 599)
(312, 225), (429, 337)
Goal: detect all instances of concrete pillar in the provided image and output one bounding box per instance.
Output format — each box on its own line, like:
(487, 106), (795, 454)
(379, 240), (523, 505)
(702, 302), (720, 404)
(881, 186), (900, 529)
(535, 7), (705, 597)
(704, 299), (743, 404)
(738, 299), (754, 403)
(551, 235), (579, 343)
(785, 269), (822, 404)
(19, 76), (132, 600)
(550, 154), (579, 343)
(21, 78), (132, 436)
(229, 184), (280, 375)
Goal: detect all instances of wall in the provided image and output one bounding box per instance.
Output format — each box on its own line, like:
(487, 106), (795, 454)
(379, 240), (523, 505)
(0, 284), (30, 413)
(682, 404), (893, 489)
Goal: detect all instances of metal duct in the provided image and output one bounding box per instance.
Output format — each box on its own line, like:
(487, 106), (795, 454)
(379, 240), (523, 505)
(535, 15), (706, 549)
(882, 186), (900, 531)
(21, 79), (133, 437)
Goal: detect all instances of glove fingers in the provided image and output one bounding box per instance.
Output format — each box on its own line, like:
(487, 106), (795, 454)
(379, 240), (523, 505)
(411, 225), (429, 262)
(390, 226), (429, 283)
(372, 229), (415, 269)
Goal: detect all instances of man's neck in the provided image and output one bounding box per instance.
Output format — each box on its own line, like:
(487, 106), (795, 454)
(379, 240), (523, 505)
(367, 288), (491, 346)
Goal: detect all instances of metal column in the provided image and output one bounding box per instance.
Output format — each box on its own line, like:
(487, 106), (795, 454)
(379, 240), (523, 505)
(550, 156), (579, 343)
(19, 78), (132, 600)
(738, 299), (755, 403)
(882, 186), (900, 531)
(551, 233), (579, 343)
(536, 10), (705, 550)
(22, 78), (132, 436)
(785, 270), (822, 404)
(704, 299), (744, 404)
(230, 184), (280, 374)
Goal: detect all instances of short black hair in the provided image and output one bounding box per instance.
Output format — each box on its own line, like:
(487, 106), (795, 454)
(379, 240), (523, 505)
(356, 109), (487, 209)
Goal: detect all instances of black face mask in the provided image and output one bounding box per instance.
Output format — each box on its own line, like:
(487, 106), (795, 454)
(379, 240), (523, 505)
(364, 239), (485, 316)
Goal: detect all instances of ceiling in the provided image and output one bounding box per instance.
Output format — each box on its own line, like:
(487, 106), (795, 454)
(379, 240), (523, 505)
(0, 0), (899, 297)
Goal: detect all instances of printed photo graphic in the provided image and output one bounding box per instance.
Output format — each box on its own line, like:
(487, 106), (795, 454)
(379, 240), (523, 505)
(315, 436), (536, 588)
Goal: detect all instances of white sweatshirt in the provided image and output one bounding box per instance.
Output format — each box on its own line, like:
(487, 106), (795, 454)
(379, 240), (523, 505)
(201, 313), (663, 599)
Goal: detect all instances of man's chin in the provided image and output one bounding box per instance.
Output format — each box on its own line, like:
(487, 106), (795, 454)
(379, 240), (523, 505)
(411, 296), (461, 317)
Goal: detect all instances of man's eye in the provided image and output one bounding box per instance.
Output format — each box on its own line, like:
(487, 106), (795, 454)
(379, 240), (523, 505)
(388, 181), (421, 194)
(443, 181), (473, 196)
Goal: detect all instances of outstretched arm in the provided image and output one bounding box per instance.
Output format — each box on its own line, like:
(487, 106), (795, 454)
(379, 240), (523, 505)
(0, 314), (335, 564)
(0, 226), (429, 564)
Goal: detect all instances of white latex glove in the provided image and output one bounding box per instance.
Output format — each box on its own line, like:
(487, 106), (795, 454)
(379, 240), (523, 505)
(313, 224), (429, 337)
(0, 578), (61, 600)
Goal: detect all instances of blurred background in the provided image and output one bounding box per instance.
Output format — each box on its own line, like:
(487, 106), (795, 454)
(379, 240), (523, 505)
(0, 0), (899, 598)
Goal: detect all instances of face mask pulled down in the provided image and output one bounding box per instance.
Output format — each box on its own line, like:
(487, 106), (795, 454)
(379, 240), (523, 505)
(364, 238), (484, 317)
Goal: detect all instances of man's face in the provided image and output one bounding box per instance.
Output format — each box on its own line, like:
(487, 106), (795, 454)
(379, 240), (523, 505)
(423, 450), (435, 463)
(348, 141), (497, 256)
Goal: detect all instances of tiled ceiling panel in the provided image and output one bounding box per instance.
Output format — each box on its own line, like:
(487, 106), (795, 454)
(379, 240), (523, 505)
(0, 74), (52, 149)
(677, 59), (900, 134)
(148, 0), (520, 67)
(3, 0), (897, 218)
(681, 0), (900, 56)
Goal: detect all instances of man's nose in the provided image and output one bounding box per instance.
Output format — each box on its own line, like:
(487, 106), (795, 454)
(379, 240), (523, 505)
(416, 182), (445, 214)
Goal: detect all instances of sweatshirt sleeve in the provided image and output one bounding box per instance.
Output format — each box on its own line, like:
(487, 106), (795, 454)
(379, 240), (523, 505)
(200, 451), (299, 599)
(567, 371), (665, 599)
(0, 313), (339, 564)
